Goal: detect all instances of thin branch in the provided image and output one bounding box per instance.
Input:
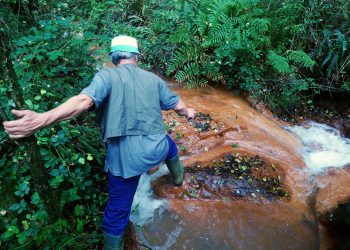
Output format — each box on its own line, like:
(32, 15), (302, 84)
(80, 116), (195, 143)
(0, 17), (11, 32)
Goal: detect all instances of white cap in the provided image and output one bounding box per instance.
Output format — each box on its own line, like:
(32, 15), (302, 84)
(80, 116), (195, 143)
(110, 35), (140, 54)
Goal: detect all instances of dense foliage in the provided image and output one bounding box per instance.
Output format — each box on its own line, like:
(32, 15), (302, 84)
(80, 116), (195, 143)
(1, 1), (110, 248)
(140, 0), (349, 112)
(0, 0), (349, 248)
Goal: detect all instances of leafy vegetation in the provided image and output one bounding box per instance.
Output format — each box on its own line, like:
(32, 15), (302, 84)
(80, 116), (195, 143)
(138, 0), (349, 113)
(0, 0), (349, 248)
(1, 1), (108, 248)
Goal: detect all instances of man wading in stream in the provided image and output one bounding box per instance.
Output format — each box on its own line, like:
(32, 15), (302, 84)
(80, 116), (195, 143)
(3, 35), (195, 250)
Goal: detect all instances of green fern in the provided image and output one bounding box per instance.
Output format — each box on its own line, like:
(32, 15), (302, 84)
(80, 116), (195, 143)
(168, 23), (195, 44)
(203, 25), (227, 47)
(196, 11), (208, 36)
(289, 24), (305, 37)
(174, 62), (207, 87)
(267, 50), (291, 73)
(166, 47), (191, 74)
(174, 70), (187, 82)
(250, 18), (270, 34)
(287, 50), (316, 70)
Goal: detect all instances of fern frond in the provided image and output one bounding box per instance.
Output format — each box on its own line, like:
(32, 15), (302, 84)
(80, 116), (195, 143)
(187, 78), (208, 88)
(204, 16), (235, 47)
(321, 50), (334, 68)
(207, 70), (223, 82)
(166, 47), (191, 74)
(161, 10), (180, 21)
(250, 18), (270, 34)
(168, 23), (195, 43)
(174, 62), (207, 87)
(267, 50), (291, 73)
(224, 0), (245, 17)
(287, 50), (316, 70)
(183, 62), (200, 77)
(175, 70), (187, 82)
(289, 24), (305, 36)
(203, 25), (227, 47)
(196, 11), (208, 36)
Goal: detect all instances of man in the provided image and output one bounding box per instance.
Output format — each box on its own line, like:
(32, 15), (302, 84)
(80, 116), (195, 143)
(3, 35), (195, 249)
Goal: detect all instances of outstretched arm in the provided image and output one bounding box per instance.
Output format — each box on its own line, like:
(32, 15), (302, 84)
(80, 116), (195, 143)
(174, 99), (196, 119)
(3, 94), (94, 139)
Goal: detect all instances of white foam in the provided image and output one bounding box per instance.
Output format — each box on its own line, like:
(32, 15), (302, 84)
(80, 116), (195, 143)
(130, 164), (169, 225)
(286, 122), (350, 172)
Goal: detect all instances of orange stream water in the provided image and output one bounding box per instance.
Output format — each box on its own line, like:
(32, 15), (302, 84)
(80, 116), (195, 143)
(139, 85), (350, 250)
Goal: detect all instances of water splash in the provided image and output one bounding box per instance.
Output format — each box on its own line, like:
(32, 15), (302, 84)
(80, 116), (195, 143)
(130, 165), (184, 249)
(130, 164), (169, 226)
(286, 122), (350, 172)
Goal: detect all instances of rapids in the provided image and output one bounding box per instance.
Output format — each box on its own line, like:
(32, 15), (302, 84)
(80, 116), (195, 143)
(287, 122), (350, 172)
(130, 85), (350, 250)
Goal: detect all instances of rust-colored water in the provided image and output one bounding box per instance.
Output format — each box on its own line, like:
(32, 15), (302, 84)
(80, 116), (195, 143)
(135, 85), (350, 250)
(141, 200), (318, 249)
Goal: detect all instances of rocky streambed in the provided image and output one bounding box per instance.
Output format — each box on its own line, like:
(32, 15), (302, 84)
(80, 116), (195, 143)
(128, 84), (350, 250)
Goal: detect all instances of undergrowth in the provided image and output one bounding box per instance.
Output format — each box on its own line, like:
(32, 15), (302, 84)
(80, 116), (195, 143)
(0, 0), (349, 248)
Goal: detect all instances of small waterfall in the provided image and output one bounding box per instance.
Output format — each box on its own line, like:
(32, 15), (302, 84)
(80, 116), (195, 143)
(286, 122), (350, 172)
(130, 164), (169, 226)
(131, 165), (185, 248)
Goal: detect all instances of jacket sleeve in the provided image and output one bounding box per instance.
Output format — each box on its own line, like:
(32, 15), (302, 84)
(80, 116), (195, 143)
(158, 79), (180, 110)
(80, 69), (111, 110)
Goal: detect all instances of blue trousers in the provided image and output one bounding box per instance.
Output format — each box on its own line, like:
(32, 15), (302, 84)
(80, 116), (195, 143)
(102, 135), (177, 236)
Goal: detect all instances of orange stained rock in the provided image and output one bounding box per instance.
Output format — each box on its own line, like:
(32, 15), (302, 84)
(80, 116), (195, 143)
(147, 84), (350, 250)
(315, 167), (350, 215)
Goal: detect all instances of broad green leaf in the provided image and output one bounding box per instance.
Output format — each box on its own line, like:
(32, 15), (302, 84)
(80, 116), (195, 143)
(24, 99), (33, 108)
(74, 205), (84, 217)
(31, 192), (41, 205)
(78, 158), (85, 165)
(87, 154), (93, 161)
(77, 219), (84, 232)
(84, 180), (93, 186)
(34, 95), (41, 101)
(9, 203), (20, 211)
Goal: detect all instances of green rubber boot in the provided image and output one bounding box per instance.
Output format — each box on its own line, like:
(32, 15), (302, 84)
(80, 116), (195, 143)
(104, 232), (124, 250)
(165, 154), (184, 186)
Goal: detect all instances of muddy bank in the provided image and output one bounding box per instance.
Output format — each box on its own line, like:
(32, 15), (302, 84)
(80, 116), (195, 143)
(271, 91), (350, 140)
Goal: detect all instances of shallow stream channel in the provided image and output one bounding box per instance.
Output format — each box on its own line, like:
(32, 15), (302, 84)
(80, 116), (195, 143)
(130, 85), (350, 250)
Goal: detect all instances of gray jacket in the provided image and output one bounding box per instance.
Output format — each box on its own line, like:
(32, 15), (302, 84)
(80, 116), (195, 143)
(81, 64), (179, 142)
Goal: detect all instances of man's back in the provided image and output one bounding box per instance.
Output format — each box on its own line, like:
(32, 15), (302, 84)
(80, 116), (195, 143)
(81, 64), (179, 142)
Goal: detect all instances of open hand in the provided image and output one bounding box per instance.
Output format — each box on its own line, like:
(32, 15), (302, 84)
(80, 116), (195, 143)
(3, 110), (45, 139)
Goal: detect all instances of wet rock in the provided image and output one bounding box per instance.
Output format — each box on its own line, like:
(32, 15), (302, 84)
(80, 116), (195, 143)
(234, 189), (246, 197)
(183, 154), (290, 202)
(319, 200), (350, 250)
(343, 120), (350, 139)
(188, 112), (212, 132)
